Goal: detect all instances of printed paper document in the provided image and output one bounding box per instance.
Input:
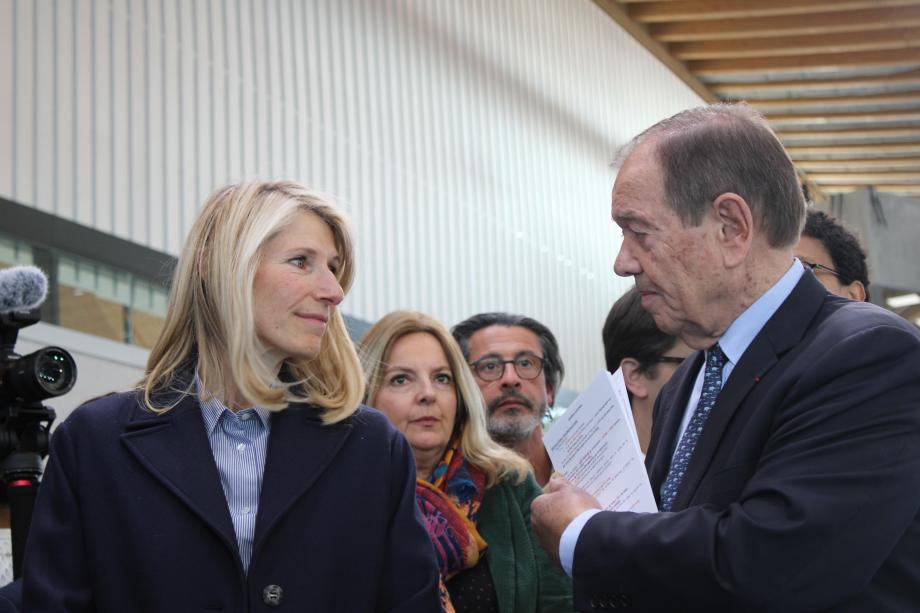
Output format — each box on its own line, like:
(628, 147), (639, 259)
(543, 369), (657, 512)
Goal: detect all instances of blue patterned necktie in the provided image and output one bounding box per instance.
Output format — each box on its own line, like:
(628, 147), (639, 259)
(659, 344), (727, 512)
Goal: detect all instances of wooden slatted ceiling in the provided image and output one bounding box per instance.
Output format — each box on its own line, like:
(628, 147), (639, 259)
(596, 0), (920, 199)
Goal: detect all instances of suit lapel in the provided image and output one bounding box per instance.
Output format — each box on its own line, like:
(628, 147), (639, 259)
(120, 394), (239, 557)
(671, 273), (828, 510)
(252, 405), (353, 552)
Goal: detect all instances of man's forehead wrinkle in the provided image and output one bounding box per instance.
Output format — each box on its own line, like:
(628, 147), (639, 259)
(612, 191), (654, 225)
(613, 209), (641, 225)
(612, 178), (645, 217)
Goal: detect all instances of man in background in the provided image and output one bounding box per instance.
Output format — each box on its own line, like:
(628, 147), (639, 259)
(602, 287), (692, 454)
(453, 313), (564, 486)
(795, 209), (870, 301)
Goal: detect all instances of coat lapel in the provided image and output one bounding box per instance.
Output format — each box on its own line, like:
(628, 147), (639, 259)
(671, 273), (829, 510)
(251, 405), (354, 553)
(478, 484), (517, 613)
(120, 394), (240, 558)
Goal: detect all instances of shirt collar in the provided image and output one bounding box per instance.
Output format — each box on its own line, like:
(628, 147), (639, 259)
(195, 373), (271, 433)
(716, 259), (805, 365)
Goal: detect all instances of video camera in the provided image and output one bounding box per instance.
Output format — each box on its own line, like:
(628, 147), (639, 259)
(0, 310), (76, 470)
(0, 265), (77, 577)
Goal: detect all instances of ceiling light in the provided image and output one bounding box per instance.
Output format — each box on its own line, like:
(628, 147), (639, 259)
(886, 293), (920, 309)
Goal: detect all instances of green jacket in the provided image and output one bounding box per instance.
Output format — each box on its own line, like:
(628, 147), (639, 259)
(477, 473), (575, 613)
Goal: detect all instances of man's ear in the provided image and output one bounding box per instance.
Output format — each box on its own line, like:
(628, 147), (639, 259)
(545, 381), (555, 408)
(845, 280), (867, 302)
(712, 192), (753, 268)
(620, 358), (649, 399)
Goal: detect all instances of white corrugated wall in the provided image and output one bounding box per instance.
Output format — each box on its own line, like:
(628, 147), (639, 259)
(0, 0), (703, 390)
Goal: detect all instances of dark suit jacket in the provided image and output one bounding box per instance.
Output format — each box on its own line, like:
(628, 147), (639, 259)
(21, 391), (440, 612)
(574, 273), (920, 612)
(0, 581), (19, 613)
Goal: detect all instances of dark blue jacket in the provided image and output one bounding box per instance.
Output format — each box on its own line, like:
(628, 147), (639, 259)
(21, 391), (439, 612)
(574, 272), (920, 612)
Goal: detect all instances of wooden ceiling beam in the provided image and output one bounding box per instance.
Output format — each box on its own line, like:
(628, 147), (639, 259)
(809, 171), (920, 182)
(710, 69), (920, 97)
(786, 141), (920, 155)
(768, 109), (920, 123)
(796, 157), (920, 170)
(690, 48), (920, 76)
(778, 127), (920, 140)
(671, 27), (920, 60)
(819, 184), (920, 193)
(752, 91), (920, 109)
(649, 5), (920, 41)
(630, 0), (920, 23)
(598, 1), (920, 201)
(589, 0), (716, 102)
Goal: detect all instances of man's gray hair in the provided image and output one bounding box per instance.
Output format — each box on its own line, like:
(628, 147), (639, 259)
(616, 103), (805, 249)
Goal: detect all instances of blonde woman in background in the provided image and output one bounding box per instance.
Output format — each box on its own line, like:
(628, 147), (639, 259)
(360, 311), (574, 613)
(22, 182), (439, 612)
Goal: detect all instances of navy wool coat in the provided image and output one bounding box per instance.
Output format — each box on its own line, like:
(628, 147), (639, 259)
(21, 390), (440, 612)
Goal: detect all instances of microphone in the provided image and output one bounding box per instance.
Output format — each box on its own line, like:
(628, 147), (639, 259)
(0, 266), (49, 313)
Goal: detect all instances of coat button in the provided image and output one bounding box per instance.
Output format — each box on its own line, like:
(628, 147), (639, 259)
(262, 584), (283, 607)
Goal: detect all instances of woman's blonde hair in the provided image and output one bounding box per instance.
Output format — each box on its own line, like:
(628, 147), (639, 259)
(140, 180), (364, 423)
(359, 310), (530, 487)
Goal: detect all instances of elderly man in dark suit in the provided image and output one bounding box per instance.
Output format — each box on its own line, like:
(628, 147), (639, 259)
(531, 104), (920, 612)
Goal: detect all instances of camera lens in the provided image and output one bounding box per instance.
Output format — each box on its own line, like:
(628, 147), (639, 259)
(0, 346), (77, 403)
(34, 349), (76, 395)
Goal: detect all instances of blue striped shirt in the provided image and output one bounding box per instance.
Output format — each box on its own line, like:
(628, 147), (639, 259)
(197, 380), (271, 573)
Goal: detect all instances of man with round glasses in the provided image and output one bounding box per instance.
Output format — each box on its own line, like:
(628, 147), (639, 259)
(453, 313), (565, 486)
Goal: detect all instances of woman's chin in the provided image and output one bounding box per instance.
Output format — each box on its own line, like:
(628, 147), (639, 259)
(409, 437), (449, 457)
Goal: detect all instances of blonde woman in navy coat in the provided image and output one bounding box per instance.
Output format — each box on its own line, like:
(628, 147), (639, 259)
(21, 181), (439, 612)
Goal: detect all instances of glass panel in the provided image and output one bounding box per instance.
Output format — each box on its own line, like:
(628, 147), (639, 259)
(58, 256), (78, 285)
(4, 232), (170, 348)
(113, 271), (132, 305)
(0, 235), (34, 267)
(58, 284), (127, 343)
(131, 310), (165, 349)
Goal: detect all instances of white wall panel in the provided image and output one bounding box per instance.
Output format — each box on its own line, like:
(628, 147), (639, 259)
(2, 0), (703, 390)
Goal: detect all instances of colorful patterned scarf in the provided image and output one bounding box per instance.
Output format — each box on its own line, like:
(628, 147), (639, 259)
(416, 437), (487, 612)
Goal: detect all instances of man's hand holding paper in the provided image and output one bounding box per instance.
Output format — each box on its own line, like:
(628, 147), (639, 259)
(531, 369), (657, 573)
(531, 475), (601, 566)
(538, 370), (657, 513)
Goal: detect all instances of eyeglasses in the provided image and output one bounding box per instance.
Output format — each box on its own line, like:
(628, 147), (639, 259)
(801, 259), (841, 278)
(654, 356), (686, 365)
(469, 354), (545, 381)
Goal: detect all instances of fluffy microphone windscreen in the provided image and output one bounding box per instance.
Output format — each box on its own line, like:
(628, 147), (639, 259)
(0, 265), (49, 313)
